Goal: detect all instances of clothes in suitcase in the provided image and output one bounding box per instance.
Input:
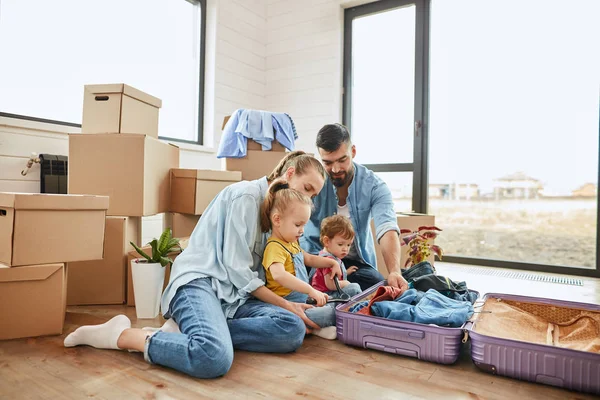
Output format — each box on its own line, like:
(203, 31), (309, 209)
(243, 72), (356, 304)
(467, 293), (600, 395)
(336, 282), (476, 364)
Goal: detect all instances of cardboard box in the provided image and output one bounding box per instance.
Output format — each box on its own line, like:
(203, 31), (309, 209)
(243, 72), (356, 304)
(372, 213), (436, 278)
(69, 133), (180, 217)
(170, 169), (241, 215)
(0, 193), (108, 267)
(167, 213), (201, 238)
(82, 84), (162, 138)
(222, 116), (286, 152)
(67, 216), (140, 305)
(225, 150), (286, 181)
(0, 263), (67, 340)
(126, 237), (189, 306)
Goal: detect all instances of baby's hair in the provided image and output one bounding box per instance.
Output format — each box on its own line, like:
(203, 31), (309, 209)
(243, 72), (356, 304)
(260, 178), (313, 232)
(320, 215), (355, 245)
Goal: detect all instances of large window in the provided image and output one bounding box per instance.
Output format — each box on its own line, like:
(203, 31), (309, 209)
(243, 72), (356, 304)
(0, 0), (206, 144)
(345, 0), (600, 276)
(428, 0), (599, 272)
(344, 0), (428, 213)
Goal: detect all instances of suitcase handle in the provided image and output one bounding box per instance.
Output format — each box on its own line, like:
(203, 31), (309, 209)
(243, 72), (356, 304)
(361, 322), (425, 339)
(365, 342), (418, 358)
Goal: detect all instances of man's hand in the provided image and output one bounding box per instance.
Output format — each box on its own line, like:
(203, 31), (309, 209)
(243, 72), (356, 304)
(387, 271), (409, 293)
(285, 301), (320, 330)
(346, 266), (358, 275)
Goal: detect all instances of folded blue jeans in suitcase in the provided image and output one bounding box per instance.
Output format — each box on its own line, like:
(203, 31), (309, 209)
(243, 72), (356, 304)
(370, 289), (474, 327)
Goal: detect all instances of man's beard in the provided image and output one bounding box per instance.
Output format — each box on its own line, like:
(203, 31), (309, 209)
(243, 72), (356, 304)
(330, 169), (353, 187)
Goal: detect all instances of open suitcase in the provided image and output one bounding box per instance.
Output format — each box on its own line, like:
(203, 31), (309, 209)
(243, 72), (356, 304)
(336, 281), (475, 364)
(466, 293), (600, 395)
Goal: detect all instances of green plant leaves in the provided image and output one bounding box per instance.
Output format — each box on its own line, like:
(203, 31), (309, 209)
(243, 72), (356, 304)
(158, 228), (172, 253)
(159, 256), (173, 267)
(131, 228), (182, 267)
(149, 239), (159, 261)
(130, 241), (151, 261)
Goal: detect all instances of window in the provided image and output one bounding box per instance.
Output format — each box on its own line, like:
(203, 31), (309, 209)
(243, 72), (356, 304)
(428, 0), (600, 272)
(0, 0), (206, 144)
(345, 0), (600, 277)
(344, 0), (427, 213)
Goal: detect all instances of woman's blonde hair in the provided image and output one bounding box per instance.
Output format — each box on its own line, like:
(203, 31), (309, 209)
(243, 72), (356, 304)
(260, 178), (313, 232)
(267, 150), (326, 182)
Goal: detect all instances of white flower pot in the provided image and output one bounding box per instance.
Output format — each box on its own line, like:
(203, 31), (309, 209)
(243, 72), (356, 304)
(131, 259), (165, 319)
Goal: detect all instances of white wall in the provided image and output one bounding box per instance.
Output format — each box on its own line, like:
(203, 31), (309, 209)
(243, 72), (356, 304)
(265, 0), (344, 153)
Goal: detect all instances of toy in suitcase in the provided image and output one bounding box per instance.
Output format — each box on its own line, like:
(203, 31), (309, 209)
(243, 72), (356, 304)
(336, 281), (477, 364)
(466, 293), (600, 395)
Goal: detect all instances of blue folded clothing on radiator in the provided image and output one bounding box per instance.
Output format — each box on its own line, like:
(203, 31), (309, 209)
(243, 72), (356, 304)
(370, 289), (474, 327)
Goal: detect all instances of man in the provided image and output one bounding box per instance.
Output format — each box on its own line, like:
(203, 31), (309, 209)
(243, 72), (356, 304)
(300, 123), (409, 292)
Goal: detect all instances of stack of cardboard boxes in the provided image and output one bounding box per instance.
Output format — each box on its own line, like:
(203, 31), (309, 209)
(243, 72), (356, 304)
(0, 192), (109, 340)
(167, 168), (242, 238)
(67, 84), (180, 307)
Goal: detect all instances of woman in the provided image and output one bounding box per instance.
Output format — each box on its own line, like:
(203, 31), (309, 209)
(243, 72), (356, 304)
(64, 151), (327, 378)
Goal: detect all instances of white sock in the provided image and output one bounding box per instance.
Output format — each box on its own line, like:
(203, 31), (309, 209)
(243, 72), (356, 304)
(142, 318), (181, 334)
(64, 315), (131, 350)
(313, 326), (337, 340)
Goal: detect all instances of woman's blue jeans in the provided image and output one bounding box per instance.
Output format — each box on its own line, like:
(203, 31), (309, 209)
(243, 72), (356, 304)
(145, 278), (306, 378)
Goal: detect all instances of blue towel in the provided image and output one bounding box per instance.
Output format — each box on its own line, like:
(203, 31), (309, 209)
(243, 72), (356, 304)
(370, 289), (473, 327)
(217, 109), (297, 158)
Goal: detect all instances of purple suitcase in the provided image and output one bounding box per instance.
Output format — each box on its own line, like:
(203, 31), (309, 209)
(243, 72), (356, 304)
(466, 293), (600, 395)
(335, 282), (472, 364)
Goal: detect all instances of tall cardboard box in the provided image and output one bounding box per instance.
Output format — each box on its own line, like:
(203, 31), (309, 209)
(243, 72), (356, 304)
(67, 216), (140, 305)
(0, 193), (108, 267)
(372, 213), (436, 278)
(222, 115), (286, 152)
(82, 84), (162, 138)
(225, 150), (286, 181)
(166, 213), (201, 238)
(69, 134), (180, 217)
(127, 237), (189, 306)
(0, 263), (67, 340)
(170, 169), (241, 215)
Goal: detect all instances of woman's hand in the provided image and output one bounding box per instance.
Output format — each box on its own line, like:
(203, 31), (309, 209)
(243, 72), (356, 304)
(308, 288), (329, 307)
(285, 301), (320, 330)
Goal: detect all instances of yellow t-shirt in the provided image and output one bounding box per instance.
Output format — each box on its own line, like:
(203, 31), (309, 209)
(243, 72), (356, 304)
(262, 237), (301, 297)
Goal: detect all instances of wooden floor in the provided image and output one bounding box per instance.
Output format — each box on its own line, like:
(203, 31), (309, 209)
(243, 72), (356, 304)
(1, 262), (599, 400)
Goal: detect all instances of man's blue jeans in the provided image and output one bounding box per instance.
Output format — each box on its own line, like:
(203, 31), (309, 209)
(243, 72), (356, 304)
(145, 278), (305, 378)
(343, 257), (385, 291)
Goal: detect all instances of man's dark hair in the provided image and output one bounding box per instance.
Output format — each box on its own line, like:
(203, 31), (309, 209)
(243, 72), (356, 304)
(316, 123), (352, 152)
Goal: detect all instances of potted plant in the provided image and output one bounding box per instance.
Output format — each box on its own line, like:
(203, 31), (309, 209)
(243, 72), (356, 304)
(400, 226), (443, 281)
(130, 228), (181, 319)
